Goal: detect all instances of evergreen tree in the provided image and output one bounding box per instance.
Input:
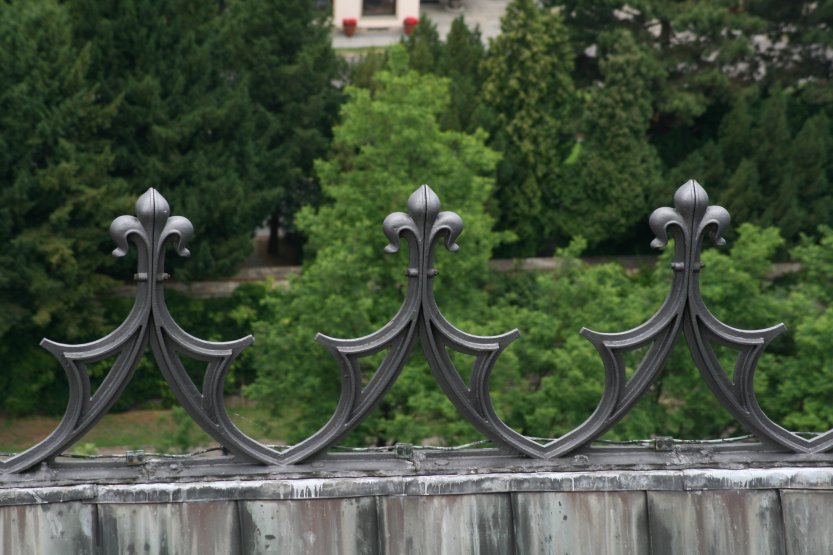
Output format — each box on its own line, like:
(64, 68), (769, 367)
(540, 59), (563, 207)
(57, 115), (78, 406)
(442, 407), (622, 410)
(482, 0), (576, 255)
(401, 16), (489, 134)
(218, 0), (343, 260)
(557, 30), (663, 246)
(346, 50), (390, 91)
(436, 17), (488, 133)
(666, 140), (726, 195)
(792, 113), (833, 232)
(747, 89), (828, 238)
(723, 158), (763, 225)
(66, 0), (268, 279)
(403, 16), (443, 74)
(555, 0), (766, 121)
(0, 0), (127, 413)
(553, 1), (833, 242)
(718, 92), (755, 171)
(66, 0), (342, 273)
(0, 0), (342, 414)
(671, 87), (833, 242)
(745, 0), (833, 97)
(753, 91), (793, 204)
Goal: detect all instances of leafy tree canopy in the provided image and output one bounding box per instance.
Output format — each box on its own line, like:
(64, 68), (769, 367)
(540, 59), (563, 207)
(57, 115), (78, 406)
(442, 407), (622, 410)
(248, 46), (508, 444)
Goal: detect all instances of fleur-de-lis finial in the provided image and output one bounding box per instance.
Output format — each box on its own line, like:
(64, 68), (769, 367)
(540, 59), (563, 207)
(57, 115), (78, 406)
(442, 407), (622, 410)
(649, 179), (730, 270)
(383, 185), (463, 277)
(109, 189), (193, 283)
(266, 185), (520, 464)
(538, 179), (790, 458)
(1, 189), (253, 474)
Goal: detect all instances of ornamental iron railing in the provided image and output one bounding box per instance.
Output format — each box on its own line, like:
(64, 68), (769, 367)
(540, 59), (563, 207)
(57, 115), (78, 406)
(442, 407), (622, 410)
(0, 179), (817, 474)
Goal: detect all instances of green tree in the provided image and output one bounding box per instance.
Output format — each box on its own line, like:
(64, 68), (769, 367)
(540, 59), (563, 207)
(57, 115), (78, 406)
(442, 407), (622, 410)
(0, 0), (342, 415)
(347, 50), (389, 91)
(553, 1), (833, 249)
(482, 0), (576, 256)
(555, 0), (766, 121)
(401, 16), (488, 133)
(0, 0), (127, 413)
(67, 0), (342, 273)
(66, 0), (268, 279)
(718, 91), (755, 170)
(491, 223), (792, 441)
(791, 113), (833, 233)
(248, 46), (510, 444)
(754, 91), (800, 236)
(744, 0), (833, 99)
(218, 0), (343, 259)
(556, 30), (663, 247)
(403, 16), (443, 74)
(436, 17), (489, 133)
(756, 227), (833, 433)
(723, 157), (763, 225)
(673, 87), (833, 241)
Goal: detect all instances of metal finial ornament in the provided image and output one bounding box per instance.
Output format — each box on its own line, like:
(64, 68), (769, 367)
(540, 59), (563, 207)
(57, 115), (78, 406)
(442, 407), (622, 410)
(5, 180), (830, 475)
(273, 185), (520, 463)
(540, 179), (792, 457)
(0, 189), (254, 473)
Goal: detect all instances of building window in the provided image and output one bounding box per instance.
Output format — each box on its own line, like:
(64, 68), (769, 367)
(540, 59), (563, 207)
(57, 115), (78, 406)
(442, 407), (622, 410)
(362, 0), (395, 16)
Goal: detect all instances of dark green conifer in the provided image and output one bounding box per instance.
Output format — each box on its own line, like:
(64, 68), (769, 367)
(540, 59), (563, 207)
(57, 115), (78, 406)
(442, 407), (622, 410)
(557, 30), (663, 246)
(0, 0), (126, 413)
(482, 0), (576, 255)
(436, 17), (488, 133)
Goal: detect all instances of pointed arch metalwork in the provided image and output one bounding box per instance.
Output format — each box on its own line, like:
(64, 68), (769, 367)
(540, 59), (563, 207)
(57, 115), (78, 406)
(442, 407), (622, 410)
(5, 179), (830, 474)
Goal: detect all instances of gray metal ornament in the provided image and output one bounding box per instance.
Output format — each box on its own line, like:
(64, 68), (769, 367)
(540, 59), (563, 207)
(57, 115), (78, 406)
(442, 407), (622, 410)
(289, 185), (520, 462)
(1, 190), (254, 473)
(5, 179), (828, 475)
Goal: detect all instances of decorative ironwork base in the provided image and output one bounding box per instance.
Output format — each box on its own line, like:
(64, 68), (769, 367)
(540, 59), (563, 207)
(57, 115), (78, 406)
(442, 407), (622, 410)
(2, 180), (824, 474)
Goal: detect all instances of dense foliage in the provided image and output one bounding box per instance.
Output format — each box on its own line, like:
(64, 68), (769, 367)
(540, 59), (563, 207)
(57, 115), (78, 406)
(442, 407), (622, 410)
(396, 1), (833, 255)
(247, 42), (833, 446)
(247, 47), (509, 443)
(481, 0), (576, 255)
(550, 0), (833, 250)
(0, 1), (128, 413)
(248, 0), (833, 444)
(4, 0), (833, 451)
(0, 0), (339, 414)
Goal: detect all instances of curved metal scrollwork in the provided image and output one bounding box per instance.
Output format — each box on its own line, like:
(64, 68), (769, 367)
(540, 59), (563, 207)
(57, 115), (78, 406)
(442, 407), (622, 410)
(664, 182), (831, 454)
(297, 180), (806, 459)
(527, 179), (792, 457)
(276, 185), (521, 463)
(6, 180), (827, 474)
(461, 180), (724, 457)
(465, 179), (822, 457)
(0, 189), (254, 473)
